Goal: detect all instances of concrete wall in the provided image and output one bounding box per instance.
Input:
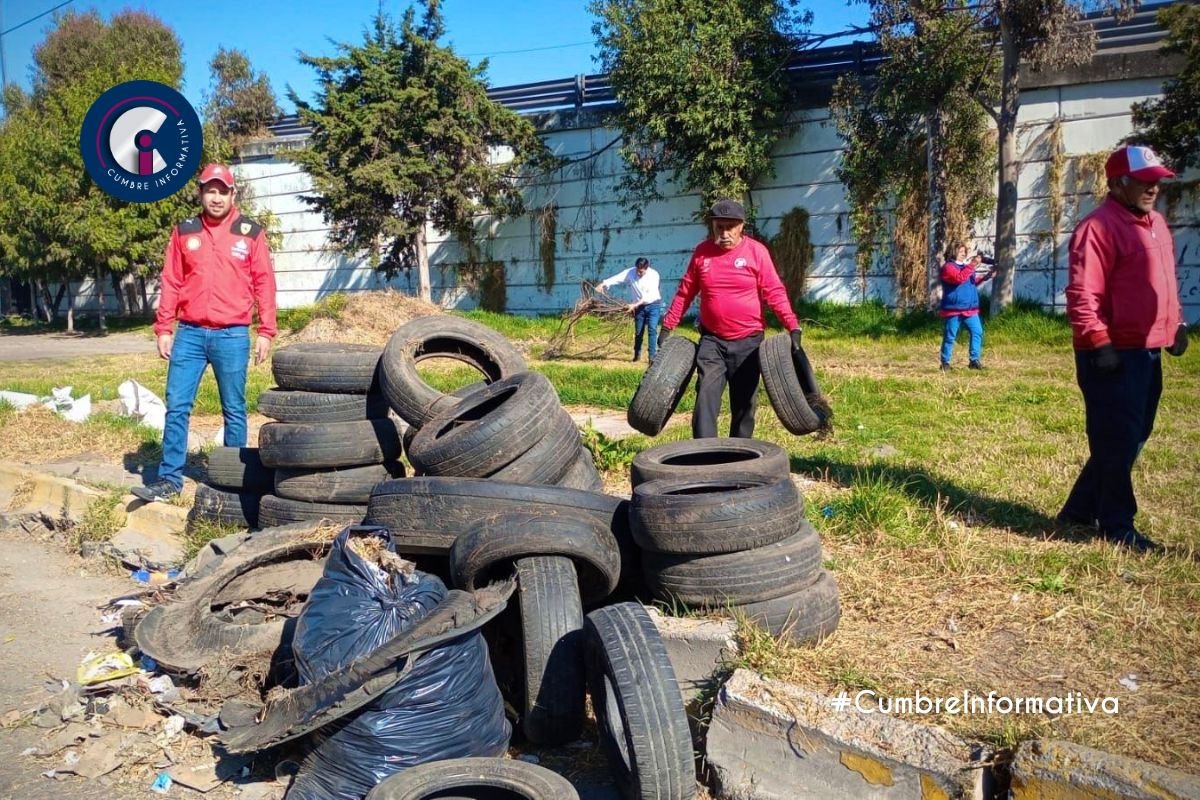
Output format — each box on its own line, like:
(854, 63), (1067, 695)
(57, 61), (1200, 324)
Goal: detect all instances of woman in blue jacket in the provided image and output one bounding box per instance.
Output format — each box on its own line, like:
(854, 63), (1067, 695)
(939, 242), (996, 371)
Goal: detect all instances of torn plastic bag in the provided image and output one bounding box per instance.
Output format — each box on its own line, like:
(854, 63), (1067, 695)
(283, 526), (511, 800)
(216, 579), (513, 753)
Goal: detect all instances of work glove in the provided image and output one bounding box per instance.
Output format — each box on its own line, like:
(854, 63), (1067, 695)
(1165, 325), (1189, 357)
(1090, 344), (1121, 375)
(790, 328), (803, 352)
(658, 325), (671, 344)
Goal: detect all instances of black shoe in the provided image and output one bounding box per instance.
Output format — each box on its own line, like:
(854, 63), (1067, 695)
(940, 362), (952, 372)
(131, 479), (180, 503)
(1104, 528), (1159, 553)
(968, 360), (984, 370)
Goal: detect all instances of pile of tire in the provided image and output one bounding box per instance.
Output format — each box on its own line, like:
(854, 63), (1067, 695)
(376, 316), (604, 492)
(630, 438), (841, 645)
(255, 343), (403, 529)
(190, 446), (274, 531)
(144, 316), (701, 798)
(625, 331), (833, 437)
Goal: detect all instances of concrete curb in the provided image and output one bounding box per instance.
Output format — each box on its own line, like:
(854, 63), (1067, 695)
(0, 461), (104, 524)
(0, 461), (189, 568)
(1010, 739), (1200, 799)
(106, 495), (189, 569)
(707, 669), (989, 799)
(646, 607), (738, 708)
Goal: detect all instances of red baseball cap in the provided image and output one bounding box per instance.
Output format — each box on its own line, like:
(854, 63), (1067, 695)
(198, 163), (236, 188)
(1104, 145), (1174, 182)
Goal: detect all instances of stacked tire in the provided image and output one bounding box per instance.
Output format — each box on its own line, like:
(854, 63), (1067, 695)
(191, 446), (275, 531)
(630, 438), (840, 645)
(256, 343), (403, 528)
(378, 317), (604, 492)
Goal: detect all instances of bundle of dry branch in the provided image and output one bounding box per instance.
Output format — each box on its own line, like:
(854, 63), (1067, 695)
(543, 281), (635, 360)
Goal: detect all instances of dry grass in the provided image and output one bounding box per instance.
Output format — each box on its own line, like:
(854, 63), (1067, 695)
(0, 406), (157, 465)
(281, 289), (441, 346)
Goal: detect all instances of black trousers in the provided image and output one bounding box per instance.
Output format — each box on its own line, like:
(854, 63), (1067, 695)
(1060, 348), (1162, 535)
(693, 331), (763, 439)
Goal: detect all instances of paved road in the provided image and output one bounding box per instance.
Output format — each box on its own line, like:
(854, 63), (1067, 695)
(0, 331), (153, 362)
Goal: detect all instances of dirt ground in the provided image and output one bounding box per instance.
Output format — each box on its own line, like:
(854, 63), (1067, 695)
(0, 528), (149, 799)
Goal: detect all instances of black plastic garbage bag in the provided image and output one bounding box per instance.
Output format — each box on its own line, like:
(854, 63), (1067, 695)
(287, 526), (510, 800)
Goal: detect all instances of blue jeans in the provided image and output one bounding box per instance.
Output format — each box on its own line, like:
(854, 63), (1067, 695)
(634, 301), (663, 359)
(159, 323), (251, 490)
(1060, 349), (1162, 534)
(940, 313), (983, 364)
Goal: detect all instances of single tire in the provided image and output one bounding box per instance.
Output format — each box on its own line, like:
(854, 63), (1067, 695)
(380, 316), (528, 426)
(759, 334), (825, 435)
(271, 343), (382, 394)
(585, 603), (696, 800)
(408, 372), (559, 478)
(489, 410), (581, 485)
(643, 525), (822, 606)
(450, 512), (621, 604)
(189, 484), (262, 530)
(630, 438), (790, 487)
(627, 336), (697, 436)
(734, 570), (841, 645)
(134, 524), (337, 672)
(258, 419), (402, 469)
(364, 477), (631, 557)
(205, 447), (275, 494)
(273, 463), (403, 504)
(257, 494), (366, 529)
(516, 556), (586, 745)
(558, 449), (604, 492)
(399, 382), (485, 462)
(631, 476), (800, 555)
(365, 758), (580, 800)
(257, 388), (389, 423)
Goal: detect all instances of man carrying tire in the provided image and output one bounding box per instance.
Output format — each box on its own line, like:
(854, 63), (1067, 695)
(660, 199), (802, 439)
(133, 164), (278, 503)
(1058, 145), (1188, 552)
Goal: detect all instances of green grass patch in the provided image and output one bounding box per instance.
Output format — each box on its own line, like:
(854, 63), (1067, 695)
(276, 292), (351, 332)
(72, 488), (126, 548)
(181, 518), (246, 562)
(579, 422), (641, 473)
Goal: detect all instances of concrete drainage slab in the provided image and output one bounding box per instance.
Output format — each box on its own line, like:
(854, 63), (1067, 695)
(706, 669), (989, 800)
(1009, 739), (1200, 799)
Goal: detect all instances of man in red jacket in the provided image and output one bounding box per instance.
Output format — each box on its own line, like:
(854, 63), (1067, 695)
(660, 199), (802, 439)
(1058, 145), (1188, 550)
(134, 163), (278, 502)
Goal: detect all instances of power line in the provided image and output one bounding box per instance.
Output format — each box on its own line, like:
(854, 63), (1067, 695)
(1, 0), (75, 37)
(463, 40), (593, 58)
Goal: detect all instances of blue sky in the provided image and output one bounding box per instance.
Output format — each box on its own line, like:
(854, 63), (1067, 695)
(1, 1), (870, 112)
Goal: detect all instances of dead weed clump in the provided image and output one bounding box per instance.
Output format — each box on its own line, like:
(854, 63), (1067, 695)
(0, 406), (151, 464)
(286, 290), (441, 346)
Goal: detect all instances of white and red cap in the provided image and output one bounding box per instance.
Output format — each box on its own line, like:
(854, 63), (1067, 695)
(1105, 145), (1174, 182)
(198, 163), (236, 188)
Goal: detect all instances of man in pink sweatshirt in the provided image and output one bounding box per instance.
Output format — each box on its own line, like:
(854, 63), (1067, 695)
(1059, 145), (1189, 551)
(660, 199), (802, 439)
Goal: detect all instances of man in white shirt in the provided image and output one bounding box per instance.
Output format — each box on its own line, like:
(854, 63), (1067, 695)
(598, 257), (663, 361)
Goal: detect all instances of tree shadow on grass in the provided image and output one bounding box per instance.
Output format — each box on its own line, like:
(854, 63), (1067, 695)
(789, 454), (1108, 546)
